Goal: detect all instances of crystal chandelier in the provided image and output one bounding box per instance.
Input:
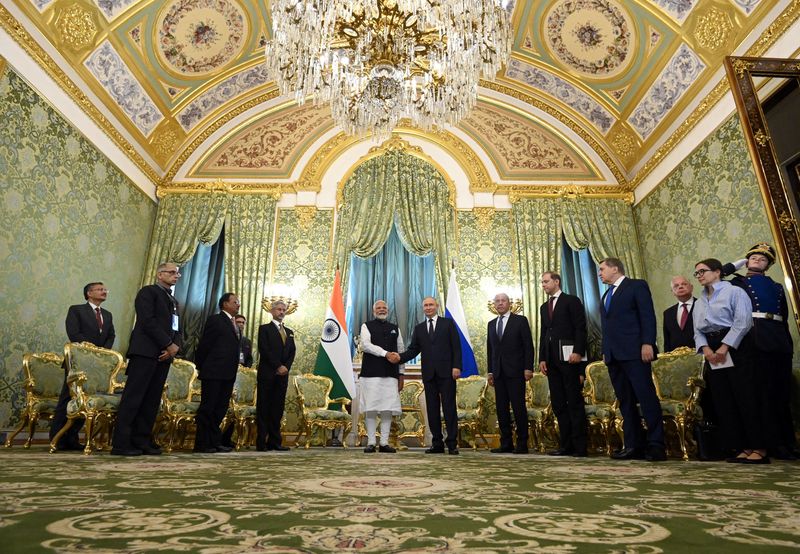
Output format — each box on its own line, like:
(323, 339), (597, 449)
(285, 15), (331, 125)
(265, 0), (513, 139)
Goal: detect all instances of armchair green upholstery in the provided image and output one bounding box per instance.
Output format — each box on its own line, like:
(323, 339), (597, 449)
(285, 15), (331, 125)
(584, 361), (619, 455)
(49, 342), (125, 454)
(294, 374), (352, 449)
(158, 358), (199, 452)
(526, 372), (554, 453)
(651, 346), (705, 460)
(456, 375), (489, 450)
(397, 380), (425, 447)
(5, 352), (64, 448)
(226, 366), (258, 451)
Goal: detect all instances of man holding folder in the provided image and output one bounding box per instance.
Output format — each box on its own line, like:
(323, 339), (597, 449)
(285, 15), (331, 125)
(539, 272), (589, 457)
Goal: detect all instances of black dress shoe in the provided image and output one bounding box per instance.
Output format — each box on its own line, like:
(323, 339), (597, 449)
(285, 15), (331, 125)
(490, 447), (513, 453)
(364, 445), (377, 453)
(772, 446), (798, 460)
(61, 442), (86, 451)
(330, 438), (343, 447)
(133, 443), (162, 455)
(216, 445), (233, 453)
(425, 447), (445, 454)
(611, 447), (645, 460)
(547, 448), (573, 456)
(572, 450), (588, 458)
(645, 447), (667, 462)
(378, 445), (396, 453)
(513, 447), (529, 454)
(193, 447), (217, 453)
(256, 445), (268, 452)
(267, 445), (290, 451)
(110, 448), (142, 456)
(448, 448), (459, 455)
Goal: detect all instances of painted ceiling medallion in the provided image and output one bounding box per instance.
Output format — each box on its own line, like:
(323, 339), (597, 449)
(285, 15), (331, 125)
(545, 0), (634, 78)
(156, 0), (247, 76)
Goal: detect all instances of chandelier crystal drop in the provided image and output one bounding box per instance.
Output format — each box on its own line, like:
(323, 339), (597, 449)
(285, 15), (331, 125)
(265, 0), (513, 139)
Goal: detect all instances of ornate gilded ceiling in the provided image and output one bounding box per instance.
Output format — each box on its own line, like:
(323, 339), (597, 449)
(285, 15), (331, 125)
(1, 0), (797, 195)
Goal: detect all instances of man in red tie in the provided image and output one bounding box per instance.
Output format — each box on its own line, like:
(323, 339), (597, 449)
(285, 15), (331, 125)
(51, 282), (116, 451)
(662, 276), (696, 353)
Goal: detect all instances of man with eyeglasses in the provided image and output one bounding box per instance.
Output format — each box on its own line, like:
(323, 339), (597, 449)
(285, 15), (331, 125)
(112, 262), (182, 456)
(722, 243), (797, 460)
(50, 282), (116, 451)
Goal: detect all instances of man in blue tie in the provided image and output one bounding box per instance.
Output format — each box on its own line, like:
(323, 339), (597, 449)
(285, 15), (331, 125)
(598, 257), (665, 461)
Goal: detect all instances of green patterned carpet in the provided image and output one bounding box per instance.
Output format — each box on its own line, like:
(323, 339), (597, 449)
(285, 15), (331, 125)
(1, 447), (799, 553)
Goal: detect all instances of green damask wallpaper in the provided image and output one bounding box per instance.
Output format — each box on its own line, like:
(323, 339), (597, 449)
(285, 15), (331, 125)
(456, 210), (520, 374)
(0, 68), (156, 428)
(272, 208), (334, 433)
(634, 115), (800, 351)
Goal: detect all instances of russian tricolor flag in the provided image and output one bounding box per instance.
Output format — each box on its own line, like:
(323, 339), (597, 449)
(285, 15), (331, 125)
(445, 270), (478, 377)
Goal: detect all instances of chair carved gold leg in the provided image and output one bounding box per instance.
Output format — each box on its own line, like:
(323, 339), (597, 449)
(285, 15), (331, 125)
(24, 411), (39, 448)
(5, 415), (29, 448)
(49, 418), (74, 453)
(82, 416), (94, 455)
(675, 418), (689, 461)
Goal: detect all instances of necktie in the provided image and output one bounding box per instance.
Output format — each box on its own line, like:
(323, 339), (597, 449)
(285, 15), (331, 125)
(95, 307), (103, 332)
(604, 285), (615, 313)
(279, 322), (287, 345)
(496, 315), (504, 339)
(548, 296), (555, 320)
(428, 318), (434, 338)
(679, 303), (689, 330)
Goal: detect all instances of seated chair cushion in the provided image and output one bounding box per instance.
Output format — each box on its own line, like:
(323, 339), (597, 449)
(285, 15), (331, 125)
(308, 409), (350, 421)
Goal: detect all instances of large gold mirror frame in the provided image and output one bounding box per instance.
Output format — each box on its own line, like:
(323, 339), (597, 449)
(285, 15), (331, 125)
(725, 56), (800, 330)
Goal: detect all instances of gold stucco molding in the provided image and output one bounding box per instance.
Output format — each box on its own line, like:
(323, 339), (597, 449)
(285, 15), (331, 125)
(54, 3), (99, 53)
(0, 55), (6, 79)
(507, 184), (634, 204)
(693, 6), (734, 53)
(473, 208), (495, 232)
(0, 4), (160, 185)
(630, 0), (800, 192)
(157, 179), (282, 198)
(294, 206), (317, 230)
(481, 80), (627, 187)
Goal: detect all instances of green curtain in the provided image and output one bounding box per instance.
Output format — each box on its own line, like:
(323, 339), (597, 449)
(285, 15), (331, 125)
(561, 198), (645, 278)
(225, 194), (279, 356)
(143, 193), (229, 284)
(334, 150), (455, 304)
(512, 197), (644, 346)
(512, 198), (561, 342)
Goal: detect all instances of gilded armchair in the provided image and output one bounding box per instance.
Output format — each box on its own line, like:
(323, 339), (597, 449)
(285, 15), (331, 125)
(293, 374), (352, 449)
(397, 380), (425, 447)
(651, 346), (705, 460)
(49, 342), (125, 454)
(5, 352), (64, 448)
(526, 372), (554, 453)
(158, 358), (199, 452)
(456, 375), (489, 450)
(584, 361), (619, 455)
(226, 366), (258, 451)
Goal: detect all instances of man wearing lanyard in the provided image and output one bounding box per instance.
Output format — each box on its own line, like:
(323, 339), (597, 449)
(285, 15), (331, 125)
(112, 263), (182, 456)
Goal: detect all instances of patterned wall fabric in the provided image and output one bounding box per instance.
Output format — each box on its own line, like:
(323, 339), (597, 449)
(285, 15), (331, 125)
(0, 68), (157, 427)
(634, 115), (800, 351)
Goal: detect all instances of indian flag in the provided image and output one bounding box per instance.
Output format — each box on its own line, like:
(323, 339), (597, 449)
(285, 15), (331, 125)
(313, 270), (356, 399)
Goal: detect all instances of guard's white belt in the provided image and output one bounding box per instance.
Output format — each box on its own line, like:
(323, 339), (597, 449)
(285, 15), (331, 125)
(753, 312), (783, 321)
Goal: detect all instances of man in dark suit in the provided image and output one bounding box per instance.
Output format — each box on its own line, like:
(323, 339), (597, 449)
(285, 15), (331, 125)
(51, 282), (116, 451)
(256, 300), (295, 451)
(111, 263), (182, 456)
(193, 293), (241, 454)
(663, 276), (696, 352)
(599, 257), (666, 462)
(394, 296), (462, 454)
(487, 292), (534, 454)
(538, 272), (589, 457)
(235, 314), (254, 367)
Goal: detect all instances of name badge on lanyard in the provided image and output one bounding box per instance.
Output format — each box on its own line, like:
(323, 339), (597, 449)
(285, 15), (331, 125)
(172, 314), (180, 331)
(239, 351), (245, 363)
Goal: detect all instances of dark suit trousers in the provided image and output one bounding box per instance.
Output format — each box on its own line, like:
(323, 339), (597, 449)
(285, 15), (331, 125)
(547, 362), (587, 452)
(257, 372), (288, 448)
(607, 359), (664, 450)
(758, 350), (795, 450)
(195, 378), (235, 449)
(704, 335), (765, 452)
(113, 356), (171, 449)
(494, 375), (528, 449)
(424, 375), (458, 449)
(50, 364), (84, 445)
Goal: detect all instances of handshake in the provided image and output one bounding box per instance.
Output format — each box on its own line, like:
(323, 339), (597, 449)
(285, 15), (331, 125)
(386, 352), (401, 364)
